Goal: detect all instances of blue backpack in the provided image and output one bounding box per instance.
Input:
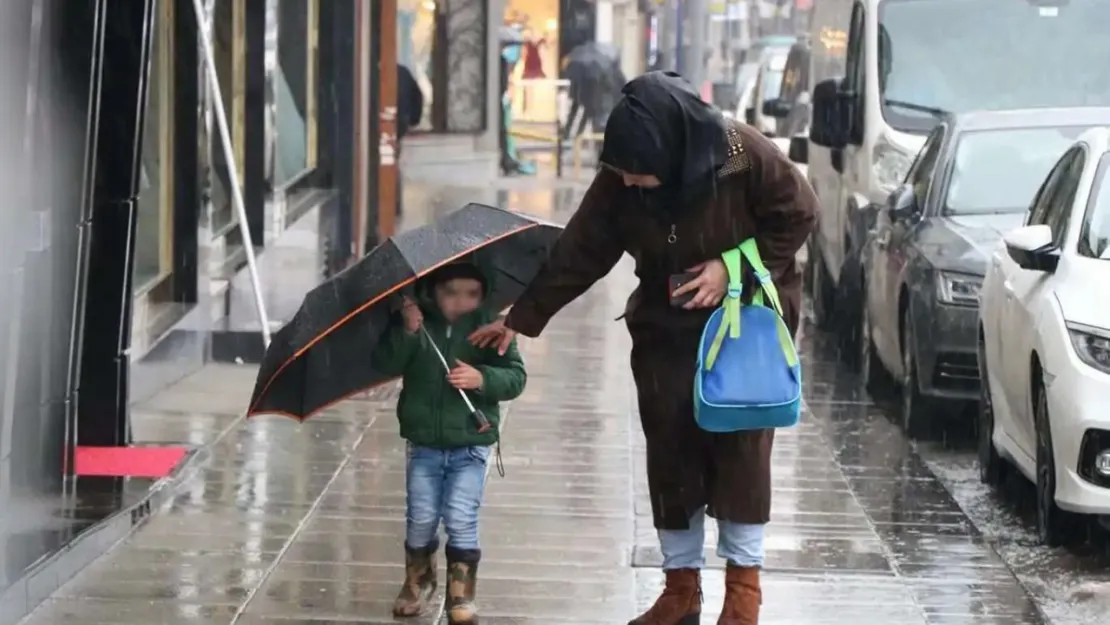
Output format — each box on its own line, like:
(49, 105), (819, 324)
(694, 239), (802, 432)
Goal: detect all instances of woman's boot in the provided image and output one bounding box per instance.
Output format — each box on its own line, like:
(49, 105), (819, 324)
(717, 565), (760, 625)
(445, 545), (482, 625)
(392, 541), (438, 617)
(628, 568), (701, 625)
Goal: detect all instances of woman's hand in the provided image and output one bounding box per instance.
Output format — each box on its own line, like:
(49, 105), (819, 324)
(672, 259), (729, 310)
(468, 318), (518, 356)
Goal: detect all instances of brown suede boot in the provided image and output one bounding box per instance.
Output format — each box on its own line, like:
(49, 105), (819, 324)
(392, 541), (438, 617)
(445, 546), (481, 625)
(628, 568), (702, 625)
(717, 565), (761, 625)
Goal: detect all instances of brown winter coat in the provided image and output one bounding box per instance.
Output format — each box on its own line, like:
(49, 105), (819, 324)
(505, 119), (818, 529)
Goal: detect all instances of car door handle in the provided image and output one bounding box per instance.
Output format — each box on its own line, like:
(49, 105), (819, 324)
(875, 231), (890, 249)
(1003, 280), (1015, 299)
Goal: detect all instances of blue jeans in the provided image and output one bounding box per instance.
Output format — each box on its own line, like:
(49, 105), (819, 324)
(658, 507), (765, 569)
(405, 444), (491, 551)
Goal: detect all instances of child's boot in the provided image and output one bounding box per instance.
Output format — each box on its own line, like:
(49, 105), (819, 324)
(393, 540), (439, 617)
(445, 545), (482, 625)
(717, 565), (761, 625)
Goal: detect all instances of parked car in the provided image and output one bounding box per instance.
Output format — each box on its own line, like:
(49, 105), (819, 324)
(762, 40), (811, 139)
(978, 125), (1110, 546)
(801, 0), (1110, 337)
(853, 109), (1106, 437)
(742, 50), (789, 136)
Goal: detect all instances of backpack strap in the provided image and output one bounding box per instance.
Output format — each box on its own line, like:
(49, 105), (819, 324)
(737, 239), (784, 316)
(703, 247), (743, 371)
(704, 240), (799, 371)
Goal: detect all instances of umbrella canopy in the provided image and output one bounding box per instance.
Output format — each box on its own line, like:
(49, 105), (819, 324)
(247, 203), (561, 420)
(563, 42), (627, 115)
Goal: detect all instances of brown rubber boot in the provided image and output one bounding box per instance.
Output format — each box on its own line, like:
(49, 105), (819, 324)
(392, 541), (439, 617)
(717, 565), (761, 625)
(628, 568), (702, 625)
(445, 546), (482, 625)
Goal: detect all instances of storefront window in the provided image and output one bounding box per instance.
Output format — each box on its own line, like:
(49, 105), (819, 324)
(505, 0), (560, 123)
(208, 0), (241, 239)
(271, 0), (318, 186)
(134, 0), (174, 292)
(399, 0), (437, 131)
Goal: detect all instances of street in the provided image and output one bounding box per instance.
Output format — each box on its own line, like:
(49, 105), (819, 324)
(18, 177), (1110, 625)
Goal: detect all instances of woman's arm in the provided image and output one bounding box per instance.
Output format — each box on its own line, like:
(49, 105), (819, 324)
(740, 126), (819, 279)
(504, 170), (624, 337)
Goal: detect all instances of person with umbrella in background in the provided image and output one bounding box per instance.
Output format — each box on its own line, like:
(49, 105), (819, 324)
(469, 72), (818, 625)
(563, 41), (626, 140)
(376, 261), (526, 624)
(395, 63), (423, 217)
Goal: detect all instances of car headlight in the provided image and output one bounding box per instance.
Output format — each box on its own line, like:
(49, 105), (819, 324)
(1066, 322), (1110, 375)
(935, 272), (982, 306)
(872, 139), (914, 195)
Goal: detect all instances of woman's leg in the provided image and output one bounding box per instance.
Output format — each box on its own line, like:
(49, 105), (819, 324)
(441, 445), (490, 625)
(716, 520), (765, 624)
(629, 509), (704, 625)
(395, 445), (445, 617)
(659, 507), (707, 570)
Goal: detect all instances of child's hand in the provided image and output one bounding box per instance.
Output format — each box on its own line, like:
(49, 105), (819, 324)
(447, 360), (483, 390)
(400, 296), (422, 334)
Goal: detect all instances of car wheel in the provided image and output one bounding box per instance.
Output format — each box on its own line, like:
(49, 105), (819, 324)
(900, 306), (933, 439)
(861, 291), (896, 398)
(810, 248), (835, 330)
(977, 335), (1006, 486)
(1034, 377), (1082, 547)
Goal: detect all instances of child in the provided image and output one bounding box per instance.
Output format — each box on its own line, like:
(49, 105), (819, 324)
(373, 262), (526, 625)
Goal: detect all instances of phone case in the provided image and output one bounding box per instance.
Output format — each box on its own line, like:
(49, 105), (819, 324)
(668, 271), (699, 308)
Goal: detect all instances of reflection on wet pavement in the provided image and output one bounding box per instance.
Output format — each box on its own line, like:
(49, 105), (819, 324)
(19, 185), (1049, 624)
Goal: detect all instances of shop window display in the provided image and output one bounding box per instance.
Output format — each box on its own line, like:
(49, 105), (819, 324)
(134, 0), (174, 291)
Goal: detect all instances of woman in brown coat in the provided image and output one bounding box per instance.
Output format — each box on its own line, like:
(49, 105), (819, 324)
(470, 71), (817, 624)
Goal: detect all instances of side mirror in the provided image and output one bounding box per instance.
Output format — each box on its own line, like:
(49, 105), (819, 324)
(744, 106), (756, 125)
(788, 134), (808, 164)
(888, 184), (919, 220)
(1003, 225), (1058, 272)
(762, 98), (791, 118)
(809, 77), (846, 149)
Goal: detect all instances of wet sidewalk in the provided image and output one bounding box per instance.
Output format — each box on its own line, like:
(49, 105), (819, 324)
(20, 189), (1046, 625)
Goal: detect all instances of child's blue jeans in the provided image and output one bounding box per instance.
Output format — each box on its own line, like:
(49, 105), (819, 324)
(405, 444), (490, 550)
(658, 507), (765, 569)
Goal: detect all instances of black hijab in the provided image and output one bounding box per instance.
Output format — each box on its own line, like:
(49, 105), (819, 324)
(599, 71), (729, 213)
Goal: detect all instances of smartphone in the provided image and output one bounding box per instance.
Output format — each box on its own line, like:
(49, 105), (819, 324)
(668, 271), (700, 308)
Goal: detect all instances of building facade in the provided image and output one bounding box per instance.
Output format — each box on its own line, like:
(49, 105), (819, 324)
(0, 0), (397, 621)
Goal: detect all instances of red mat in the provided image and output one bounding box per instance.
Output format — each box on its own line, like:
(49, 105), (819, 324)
(75, 446), (189, 478)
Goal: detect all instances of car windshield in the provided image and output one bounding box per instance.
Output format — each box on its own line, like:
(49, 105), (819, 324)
(945, 125), (1091, 215)
(878, 0), (1110, 133)
(1081, 154), (1110, 259)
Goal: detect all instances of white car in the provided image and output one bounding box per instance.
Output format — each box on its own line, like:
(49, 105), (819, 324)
(978, 127), (1110, 546)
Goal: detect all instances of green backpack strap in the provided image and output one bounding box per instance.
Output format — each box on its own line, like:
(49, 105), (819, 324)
(704, 248), (743, 370)
(737, 239), (784, 316)
(704, 240), (799, 371)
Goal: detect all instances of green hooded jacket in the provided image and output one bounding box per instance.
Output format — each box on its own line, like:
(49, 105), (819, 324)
(373, 297), (526, 448)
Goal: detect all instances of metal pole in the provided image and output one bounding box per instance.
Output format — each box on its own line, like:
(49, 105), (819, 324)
(192, 0), (272, 347)
(681, 0), (709, 89)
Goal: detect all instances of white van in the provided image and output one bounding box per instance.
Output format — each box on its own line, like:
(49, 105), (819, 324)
(792, 0), (1110, 328)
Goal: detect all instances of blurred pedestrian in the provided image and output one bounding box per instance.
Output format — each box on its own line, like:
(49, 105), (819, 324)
(395, 63), (423, 217)
(469, 71), (817, 625)
(374, 262), (526, 625)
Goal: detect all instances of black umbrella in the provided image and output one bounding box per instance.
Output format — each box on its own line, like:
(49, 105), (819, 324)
(247, 203), (562, 420)
(563, 42), (622, 87)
